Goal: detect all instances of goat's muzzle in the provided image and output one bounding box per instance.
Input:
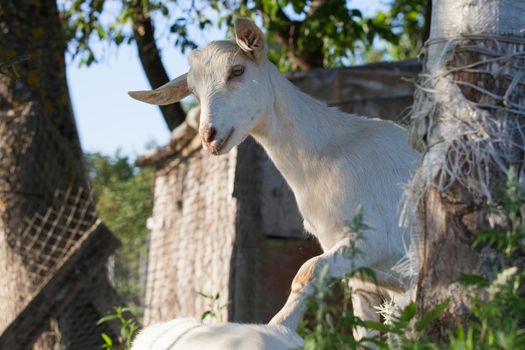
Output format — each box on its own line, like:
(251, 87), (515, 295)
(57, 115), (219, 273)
(203, 127), (235, 155)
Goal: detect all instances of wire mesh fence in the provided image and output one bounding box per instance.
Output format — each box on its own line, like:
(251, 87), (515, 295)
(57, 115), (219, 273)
(0, 99), (130, 349)
(0, 101), (96, 287)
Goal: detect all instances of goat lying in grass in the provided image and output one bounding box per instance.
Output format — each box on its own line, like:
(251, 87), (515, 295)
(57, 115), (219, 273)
(129, 18), (418, 338)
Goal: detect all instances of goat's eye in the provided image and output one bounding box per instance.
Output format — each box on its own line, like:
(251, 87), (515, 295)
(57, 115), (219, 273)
(228, 65), (245, 80)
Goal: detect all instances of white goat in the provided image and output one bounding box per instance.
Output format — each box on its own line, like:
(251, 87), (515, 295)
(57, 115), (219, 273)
(131, 319), (303, 350)
(129, 18), (418, 338)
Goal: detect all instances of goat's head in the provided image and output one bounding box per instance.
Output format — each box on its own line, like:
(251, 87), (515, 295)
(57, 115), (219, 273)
(129, 18), (272, 155)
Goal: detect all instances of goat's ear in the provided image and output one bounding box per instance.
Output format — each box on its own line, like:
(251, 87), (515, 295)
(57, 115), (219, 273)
(128, 73), (190, 105)
(234, 18), (265, 61)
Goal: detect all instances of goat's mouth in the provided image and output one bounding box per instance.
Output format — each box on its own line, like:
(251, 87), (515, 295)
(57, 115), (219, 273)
(206, 127), (234, 155)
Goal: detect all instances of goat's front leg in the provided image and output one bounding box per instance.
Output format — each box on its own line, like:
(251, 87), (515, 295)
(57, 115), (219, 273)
(269, 238), (355, 327)
(269, 238), (389, 340)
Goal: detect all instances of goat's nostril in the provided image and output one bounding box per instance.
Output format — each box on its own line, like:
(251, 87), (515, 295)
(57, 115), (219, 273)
(203, 127), (217, 143)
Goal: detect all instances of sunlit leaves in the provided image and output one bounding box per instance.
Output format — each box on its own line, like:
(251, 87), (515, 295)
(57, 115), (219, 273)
(62, 0), (427, 69)
(98, 306), (140, 349)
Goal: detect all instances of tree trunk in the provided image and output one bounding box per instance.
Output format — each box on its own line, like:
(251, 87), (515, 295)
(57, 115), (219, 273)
(0, 0), (82, 155)
(407, 0), (525, 341)
(0, 0), (89, 332)
(132, 2), (186, 130)
(0, 1), (122, 348)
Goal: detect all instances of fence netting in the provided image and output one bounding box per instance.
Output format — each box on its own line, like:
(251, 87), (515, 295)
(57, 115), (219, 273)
(0, 99), (131, 349)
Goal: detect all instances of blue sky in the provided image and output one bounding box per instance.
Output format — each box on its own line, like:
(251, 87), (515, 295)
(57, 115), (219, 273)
(66, 0), (386, 159)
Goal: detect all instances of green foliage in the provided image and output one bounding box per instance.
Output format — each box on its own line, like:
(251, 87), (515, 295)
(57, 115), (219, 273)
(299, 265), (362, 349)
(448, 264), (525, 350)
(216, 0), (428, 67)
(298, 171), (525, 349)
(86, 152), (153, 315)
(475, 168), (525, 265)
(61, 0), (427, 69)
(447, 168), (525, 350)
(198, 292), (230, 323)
(98, 307), (140, 350)
(364, 0), (427, 61)
(60, 0), (214, 66)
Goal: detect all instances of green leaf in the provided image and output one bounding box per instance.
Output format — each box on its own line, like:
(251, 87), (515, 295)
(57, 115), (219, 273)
(361, 320), (398, 334)
(120, 325), (129, 341)
(200, 310), (213, 320)
(97, 314), (119, 325)
(398, 302), (417, 323)
(95, 25), (105, 39)
(197, 291), (213, 299)
(101, 333), (113, 346)
(415, 299), (450, 332)
(458, 274), (490, 287)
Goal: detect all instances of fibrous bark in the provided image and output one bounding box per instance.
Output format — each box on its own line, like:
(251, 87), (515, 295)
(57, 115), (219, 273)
(405, 0), (525, 341)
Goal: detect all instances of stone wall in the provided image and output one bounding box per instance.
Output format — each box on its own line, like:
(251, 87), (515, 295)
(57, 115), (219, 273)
(144, 143), (238, 324)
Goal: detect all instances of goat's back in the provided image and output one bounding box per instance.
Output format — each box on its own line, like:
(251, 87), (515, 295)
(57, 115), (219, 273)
(131, 318), (304, 350)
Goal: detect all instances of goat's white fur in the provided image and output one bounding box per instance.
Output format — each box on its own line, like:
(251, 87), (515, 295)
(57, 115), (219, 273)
(129, 18), (418, 338)
(131, 318), (303, 350)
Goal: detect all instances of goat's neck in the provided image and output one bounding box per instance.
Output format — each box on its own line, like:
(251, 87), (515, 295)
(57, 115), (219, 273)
(252, 64), (362, 193)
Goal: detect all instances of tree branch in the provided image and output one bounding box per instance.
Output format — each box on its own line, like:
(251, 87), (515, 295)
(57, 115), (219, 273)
(132, 6), (186, 131)
(255, 1), (324, 69)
